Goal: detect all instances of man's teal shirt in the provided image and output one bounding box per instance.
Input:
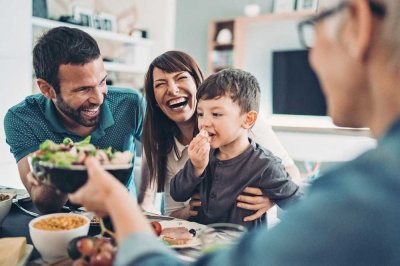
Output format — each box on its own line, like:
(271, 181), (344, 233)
(4, 86), (146, 196)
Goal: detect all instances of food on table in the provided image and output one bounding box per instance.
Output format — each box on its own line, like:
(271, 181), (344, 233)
(68, 236), (116, 266)
(160, 227), (193, 245)
(0, 237), (27, 266)
(189, 228), (196, 237)
(31, 136), (133, 168)
(150, 221), (162, 236)
(90, 215), (100, 224)
(0, 194), (10, 202)
(33, 215), (87, 231)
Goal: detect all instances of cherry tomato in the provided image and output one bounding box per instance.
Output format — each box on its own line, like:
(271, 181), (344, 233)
(150, 221), (162, 236)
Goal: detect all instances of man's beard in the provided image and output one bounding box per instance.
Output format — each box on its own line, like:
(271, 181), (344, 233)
(56, 94), (105, 127)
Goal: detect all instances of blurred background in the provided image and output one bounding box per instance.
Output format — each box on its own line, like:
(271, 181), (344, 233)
(0, 0), (376, 189)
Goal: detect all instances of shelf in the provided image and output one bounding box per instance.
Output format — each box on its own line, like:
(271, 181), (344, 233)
(212, 65), (233, 72)
(268, 115), (371, 136)
(236, 10), (315, 24)
(31, 17), (153, 46)
(103, 62), (147, 74)
(212, 43), (234, 50)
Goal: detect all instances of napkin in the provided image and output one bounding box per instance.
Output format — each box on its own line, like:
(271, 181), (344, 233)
(0, 237), (27, 265)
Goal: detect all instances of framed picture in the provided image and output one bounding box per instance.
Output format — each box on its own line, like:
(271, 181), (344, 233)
(273, 0), (296, 13)
(97, 12), (117, 32)
(296, 0), (319, 12)
(73, 6), (94, 27)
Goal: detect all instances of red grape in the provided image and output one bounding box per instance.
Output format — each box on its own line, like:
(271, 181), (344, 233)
(72, 258), (89, 266)
(100, 242), (115, 254)
(77, 238), (95, 256)
(90, 251), (113, 266)
(72, 237), (116, 266)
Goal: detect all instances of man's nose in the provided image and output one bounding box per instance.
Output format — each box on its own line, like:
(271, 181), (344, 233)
(89, 86), (105, 104)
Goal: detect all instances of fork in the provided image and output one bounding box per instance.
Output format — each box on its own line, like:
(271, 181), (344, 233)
(13, 199), (39, 217)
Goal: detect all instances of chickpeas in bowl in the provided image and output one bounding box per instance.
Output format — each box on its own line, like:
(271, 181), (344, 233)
(33, 214), (88, 231)
(0, 192), (14, 226)
(29, 213), (90, 262)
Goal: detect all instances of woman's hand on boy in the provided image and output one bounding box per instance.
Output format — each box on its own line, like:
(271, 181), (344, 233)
(189, 129), (210, 176)
(237, 187), (274, 222)
(188, 193), (202, 217)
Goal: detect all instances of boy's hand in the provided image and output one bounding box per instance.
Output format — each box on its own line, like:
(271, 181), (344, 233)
(188, 129), (210, 176)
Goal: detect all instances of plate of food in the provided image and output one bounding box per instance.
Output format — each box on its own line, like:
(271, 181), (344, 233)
(73, 209), (100, 227)
(30, 136), (134, 193)
(153, 220), (206, 249)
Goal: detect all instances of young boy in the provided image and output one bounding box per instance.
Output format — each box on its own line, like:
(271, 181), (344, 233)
(170, 68), (301, 228)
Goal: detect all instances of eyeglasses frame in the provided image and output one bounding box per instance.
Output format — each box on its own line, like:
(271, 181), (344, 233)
(298, 1), (386, 49)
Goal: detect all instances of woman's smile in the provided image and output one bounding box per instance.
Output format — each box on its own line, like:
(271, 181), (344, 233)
(167, 97), (189, 111)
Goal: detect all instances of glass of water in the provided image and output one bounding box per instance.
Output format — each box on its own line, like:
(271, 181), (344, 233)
(200, 223), (247, 254)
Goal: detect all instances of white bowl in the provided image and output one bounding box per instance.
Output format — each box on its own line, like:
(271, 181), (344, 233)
(0, 193), (14, 226)
(29, 213), (90, 262)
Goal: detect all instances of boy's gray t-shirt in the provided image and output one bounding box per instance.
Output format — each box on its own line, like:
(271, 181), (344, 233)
(170, 138), (300, 228)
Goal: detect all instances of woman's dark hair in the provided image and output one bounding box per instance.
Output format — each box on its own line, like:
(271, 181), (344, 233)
(142, 51), (204, 192)
(33, 27), (101, 93)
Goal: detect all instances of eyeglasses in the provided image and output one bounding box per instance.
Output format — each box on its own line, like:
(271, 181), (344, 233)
(298, 1), (386, 49)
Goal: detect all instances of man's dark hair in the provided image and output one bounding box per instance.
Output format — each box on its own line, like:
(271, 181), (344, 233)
(197, 68), (260, 113)
(33, 27), (101, 93)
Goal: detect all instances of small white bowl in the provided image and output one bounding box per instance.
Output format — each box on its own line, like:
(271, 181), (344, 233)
(29, 213), (90, 262)
(0, 193), (14, 226)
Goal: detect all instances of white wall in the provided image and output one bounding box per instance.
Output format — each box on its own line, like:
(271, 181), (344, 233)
(239, 18), (377, 162)
(135, 0), (176, 57)
(243, 19), (301, 114)
(0, 0), (176, 189)
(0, 1), (32, 188)
(275, 131), (376, 162)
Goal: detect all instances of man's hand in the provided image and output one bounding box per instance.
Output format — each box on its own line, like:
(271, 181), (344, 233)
(18, 157), (67, 214)
(237, 187), (274, 222)
(26, 172), (40, 186)
(188, 129), (210, 177)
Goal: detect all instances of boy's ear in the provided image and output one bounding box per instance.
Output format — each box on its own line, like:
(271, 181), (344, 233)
(37, 78), (57, 99)
(242, 111), (258, 129)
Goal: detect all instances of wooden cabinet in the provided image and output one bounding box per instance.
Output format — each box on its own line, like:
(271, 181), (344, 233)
(207, 19), (235, 75)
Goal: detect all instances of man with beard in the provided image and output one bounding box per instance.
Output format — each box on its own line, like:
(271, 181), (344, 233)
(4, 27), (145, 214)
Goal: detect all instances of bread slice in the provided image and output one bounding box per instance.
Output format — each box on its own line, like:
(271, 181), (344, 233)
(0, 237), (26, 265)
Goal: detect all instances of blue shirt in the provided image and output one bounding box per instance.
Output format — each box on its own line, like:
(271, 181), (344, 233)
(4, 86), (145, 196)
(115, 118), (400, 265)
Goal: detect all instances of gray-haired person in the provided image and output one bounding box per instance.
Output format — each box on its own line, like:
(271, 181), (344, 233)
(70, 0), (400, 264)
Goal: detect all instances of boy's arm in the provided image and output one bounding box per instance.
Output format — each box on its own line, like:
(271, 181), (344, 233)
(259, 160), (302, 209)
(170, 160), (205, 202)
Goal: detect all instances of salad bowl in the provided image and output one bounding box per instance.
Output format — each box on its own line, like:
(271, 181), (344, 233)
(30, 136), (134, 193)
(32, 162), (133, 193)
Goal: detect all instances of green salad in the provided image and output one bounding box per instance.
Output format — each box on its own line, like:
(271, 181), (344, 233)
(31, 136), (133, 168)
